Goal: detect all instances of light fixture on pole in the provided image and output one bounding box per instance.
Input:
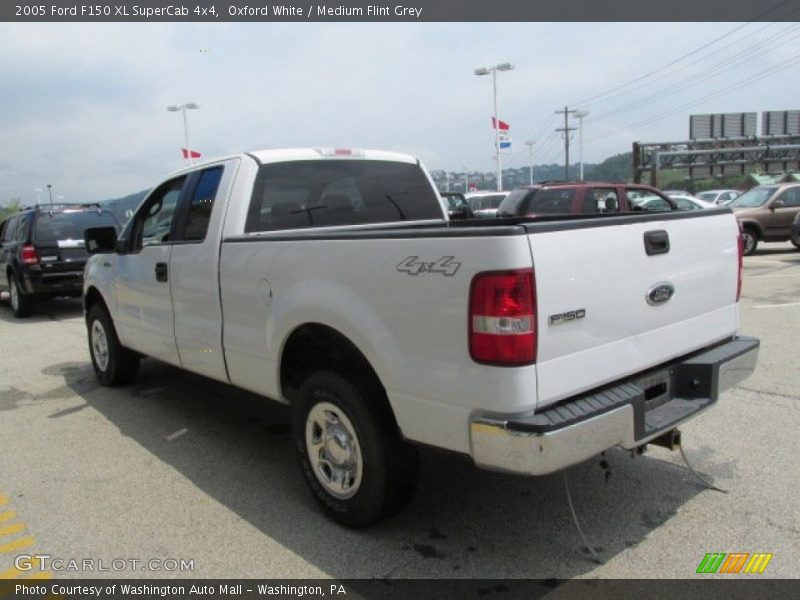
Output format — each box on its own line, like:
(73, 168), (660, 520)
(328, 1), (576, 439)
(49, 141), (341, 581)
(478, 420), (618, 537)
(167, 102), (200, 166)
(474, 62), (514, 192)
(573, 109), (589, 181)
(524, 139), (535, 185)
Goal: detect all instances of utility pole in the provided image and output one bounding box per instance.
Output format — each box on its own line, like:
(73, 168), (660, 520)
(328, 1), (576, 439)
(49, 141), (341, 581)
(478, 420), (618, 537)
(555, 106), (577, 180)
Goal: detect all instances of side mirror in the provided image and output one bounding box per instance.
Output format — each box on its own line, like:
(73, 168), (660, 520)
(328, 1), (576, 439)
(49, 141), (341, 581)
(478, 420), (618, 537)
(771, 199), (784, 209)
(85, 227), (117, 254)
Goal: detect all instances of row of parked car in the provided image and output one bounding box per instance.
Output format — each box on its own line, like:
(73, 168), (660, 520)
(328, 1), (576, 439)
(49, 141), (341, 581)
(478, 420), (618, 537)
(2, 179), (799, 318)
(444, 181), (800, 255)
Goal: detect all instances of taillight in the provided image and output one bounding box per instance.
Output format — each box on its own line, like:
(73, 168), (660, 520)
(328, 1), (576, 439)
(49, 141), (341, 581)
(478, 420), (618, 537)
(20, 244), (38, 265)
(469, 269), (537, 365)
(736, 223), (743, 302)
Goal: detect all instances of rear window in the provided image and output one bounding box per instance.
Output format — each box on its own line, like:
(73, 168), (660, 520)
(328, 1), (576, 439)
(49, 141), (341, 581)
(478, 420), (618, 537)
(245, 160), (442, 232)
(34, 210), (118, 242)
(526, 188), (576, 214)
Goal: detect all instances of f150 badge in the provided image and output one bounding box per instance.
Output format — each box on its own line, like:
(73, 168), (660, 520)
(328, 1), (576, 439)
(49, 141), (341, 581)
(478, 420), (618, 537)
(396, 256), (461, 276)
(549, 309), (586, 326)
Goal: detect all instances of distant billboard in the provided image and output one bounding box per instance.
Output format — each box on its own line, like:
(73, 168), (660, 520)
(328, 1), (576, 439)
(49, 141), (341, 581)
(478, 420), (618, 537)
(689, 112), (757, 140)
(762, 110), (800, 136)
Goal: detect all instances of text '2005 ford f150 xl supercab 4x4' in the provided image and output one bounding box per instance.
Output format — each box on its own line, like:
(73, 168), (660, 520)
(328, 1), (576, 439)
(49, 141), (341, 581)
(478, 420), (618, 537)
(82, 148), (759, 527)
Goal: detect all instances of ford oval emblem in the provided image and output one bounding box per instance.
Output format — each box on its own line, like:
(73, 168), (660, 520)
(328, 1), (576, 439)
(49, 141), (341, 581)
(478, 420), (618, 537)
(646, 282), (675, 306)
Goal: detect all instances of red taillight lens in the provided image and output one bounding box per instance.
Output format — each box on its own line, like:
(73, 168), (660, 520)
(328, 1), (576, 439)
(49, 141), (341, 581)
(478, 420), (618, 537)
(469, 269), (537, 365)
(20, 244), (38, 265)
(736, 223), (743, 302)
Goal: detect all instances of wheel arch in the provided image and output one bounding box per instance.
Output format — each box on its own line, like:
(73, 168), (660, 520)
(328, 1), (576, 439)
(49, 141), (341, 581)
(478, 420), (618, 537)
(739, 219), (763, 238)
(279, 322), (392, 413)
(83, 286), (109, 319)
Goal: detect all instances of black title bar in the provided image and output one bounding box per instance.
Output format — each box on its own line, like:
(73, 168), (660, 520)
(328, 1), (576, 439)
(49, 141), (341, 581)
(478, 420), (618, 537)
(5, 0), (800, 22)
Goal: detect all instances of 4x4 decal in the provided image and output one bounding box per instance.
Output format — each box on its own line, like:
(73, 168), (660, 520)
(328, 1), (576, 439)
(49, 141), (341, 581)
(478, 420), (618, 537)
(396, 256), (461, 277)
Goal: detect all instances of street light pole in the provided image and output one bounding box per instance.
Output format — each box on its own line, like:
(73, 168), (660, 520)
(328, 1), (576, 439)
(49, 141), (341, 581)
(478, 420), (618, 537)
(474, 62), (514, 192)
(574, 110), (589, 181)
(525, 139), (535, 185)
(167, 102), (200, 166)
(46, 184), (53, 206)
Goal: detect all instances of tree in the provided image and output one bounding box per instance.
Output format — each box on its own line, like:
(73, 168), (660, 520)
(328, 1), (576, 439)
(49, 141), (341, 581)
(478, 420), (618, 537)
(0, 198), (22, 221)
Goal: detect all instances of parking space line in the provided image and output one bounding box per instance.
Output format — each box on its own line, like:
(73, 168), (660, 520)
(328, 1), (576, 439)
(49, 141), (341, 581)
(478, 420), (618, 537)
(0, 536), (35, 554)
(0, 493), (52, 581)
(753, 302), (800, 309)
(753, 273), (800, 278)
(0, 524), (25, 538)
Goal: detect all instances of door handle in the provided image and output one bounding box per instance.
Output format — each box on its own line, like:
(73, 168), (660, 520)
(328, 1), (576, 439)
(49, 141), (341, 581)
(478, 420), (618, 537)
(155, 262), (168, 282)
(644, 230), (670, 256)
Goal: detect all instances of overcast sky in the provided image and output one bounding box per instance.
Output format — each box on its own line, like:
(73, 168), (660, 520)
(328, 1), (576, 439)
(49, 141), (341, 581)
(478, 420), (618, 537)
(2, 21), (799, 204)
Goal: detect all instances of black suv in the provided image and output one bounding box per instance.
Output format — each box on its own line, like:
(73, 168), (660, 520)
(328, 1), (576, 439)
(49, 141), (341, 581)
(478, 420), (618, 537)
(0, 204), (119, 317)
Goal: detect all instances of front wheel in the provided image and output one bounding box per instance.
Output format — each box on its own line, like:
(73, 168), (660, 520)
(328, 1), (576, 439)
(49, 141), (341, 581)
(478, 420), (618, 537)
(741, 229), (758, 256)
(293, 371), (419, 528)
(791, 229), (800, 250)
(8, 275), (34, 318)
(87, 303), (140, 386)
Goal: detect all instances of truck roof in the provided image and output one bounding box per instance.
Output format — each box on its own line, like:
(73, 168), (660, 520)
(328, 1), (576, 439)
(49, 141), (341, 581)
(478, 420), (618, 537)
(167, 148), (419, 177)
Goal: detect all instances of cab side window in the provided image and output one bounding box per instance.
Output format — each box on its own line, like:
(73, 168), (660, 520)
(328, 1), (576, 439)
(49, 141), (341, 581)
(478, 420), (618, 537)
(182, 167), (223, 241)
(779, 187), (800, 207)
(131, 177), (186, 250)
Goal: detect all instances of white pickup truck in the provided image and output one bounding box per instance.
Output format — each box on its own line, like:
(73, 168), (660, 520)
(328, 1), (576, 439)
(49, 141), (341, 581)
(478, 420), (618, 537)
(83, 148), (759, 527)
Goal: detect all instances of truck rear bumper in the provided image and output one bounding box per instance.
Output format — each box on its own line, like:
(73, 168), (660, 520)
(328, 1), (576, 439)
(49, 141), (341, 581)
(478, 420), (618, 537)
(469, 336), (759, 476)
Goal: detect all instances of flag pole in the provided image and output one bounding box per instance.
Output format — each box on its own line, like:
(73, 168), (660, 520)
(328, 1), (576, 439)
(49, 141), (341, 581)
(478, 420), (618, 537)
(182, 105), (191, 166)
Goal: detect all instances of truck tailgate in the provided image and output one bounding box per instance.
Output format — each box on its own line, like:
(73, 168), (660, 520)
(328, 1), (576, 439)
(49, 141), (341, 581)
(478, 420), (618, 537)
(527, 211), (740, 409)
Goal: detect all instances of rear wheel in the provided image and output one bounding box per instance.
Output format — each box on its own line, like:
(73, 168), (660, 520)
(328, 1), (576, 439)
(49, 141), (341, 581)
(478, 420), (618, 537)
(293, 370), (419, 528)
(741, 229), (758, 256)
(87, 303), (140, 385)
(8, 275), (34, 318)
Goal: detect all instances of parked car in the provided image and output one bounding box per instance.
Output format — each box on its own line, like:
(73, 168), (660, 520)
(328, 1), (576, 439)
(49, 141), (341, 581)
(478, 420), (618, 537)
(82, 147), (758, 527)
(497, 181), (677, 218)
(0, 204), (120, 317)
(697, 189), (740, 205)
(465, 190), (508, 218)
(667, 194), (718, 211)
(728, 183), (800, 254)
(440, 191), (473, 220)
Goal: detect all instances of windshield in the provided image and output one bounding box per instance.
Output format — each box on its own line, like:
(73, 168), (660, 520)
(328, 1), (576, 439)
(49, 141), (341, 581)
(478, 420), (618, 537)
(729, 187), (776, 208)
(35, 210), (118, 242)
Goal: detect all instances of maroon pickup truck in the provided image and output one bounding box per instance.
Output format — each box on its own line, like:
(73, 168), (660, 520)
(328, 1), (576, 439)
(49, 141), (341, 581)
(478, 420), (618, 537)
(497, 181), (678, 218)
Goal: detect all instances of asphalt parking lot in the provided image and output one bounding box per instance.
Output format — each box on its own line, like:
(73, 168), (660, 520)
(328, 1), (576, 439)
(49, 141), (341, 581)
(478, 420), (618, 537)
(0, 243), (798, 581)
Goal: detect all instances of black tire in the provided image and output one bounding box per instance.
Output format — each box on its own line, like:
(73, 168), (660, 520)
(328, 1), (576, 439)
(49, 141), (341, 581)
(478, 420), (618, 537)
(87, 303), (140, 386)
(741, 229), (758, 256)
(292, 370), (419, 528)
(8, 274), (34, 318)
(791, 230), (800, 250)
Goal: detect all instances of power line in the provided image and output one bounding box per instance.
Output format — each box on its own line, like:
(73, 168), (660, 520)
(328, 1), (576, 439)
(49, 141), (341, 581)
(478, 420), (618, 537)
(583, 50), (800, 145)
(588, 24), (800, 125)
(569, 0), (797, 107)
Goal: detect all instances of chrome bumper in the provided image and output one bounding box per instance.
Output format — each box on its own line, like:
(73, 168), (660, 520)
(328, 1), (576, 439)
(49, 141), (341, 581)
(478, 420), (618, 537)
(470, 336), (759, 476)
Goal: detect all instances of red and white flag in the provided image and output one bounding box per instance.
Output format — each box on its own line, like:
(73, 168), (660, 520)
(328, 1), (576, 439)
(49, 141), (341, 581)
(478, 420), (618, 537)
(491, 117), (510, 131)
(182, 148), (202, 159)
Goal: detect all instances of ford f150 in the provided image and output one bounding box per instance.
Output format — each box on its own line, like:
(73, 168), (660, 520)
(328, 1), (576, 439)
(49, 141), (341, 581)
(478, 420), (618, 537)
(82, 148), (759, 527)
